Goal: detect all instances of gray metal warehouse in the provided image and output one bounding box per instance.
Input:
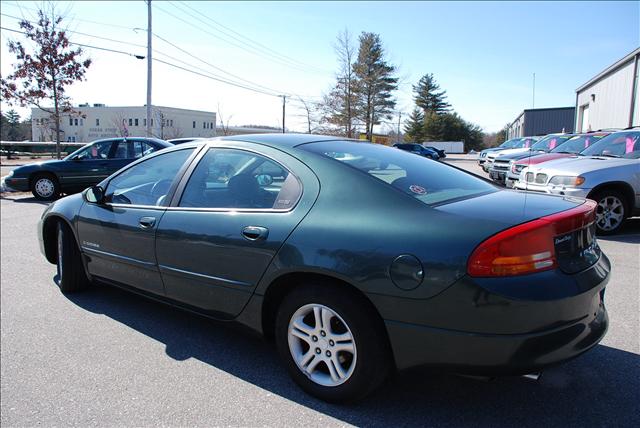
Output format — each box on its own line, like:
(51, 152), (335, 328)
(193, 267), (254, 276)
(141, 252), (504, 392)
(575, 47), (640, 132)
(506, 107), (575, 139)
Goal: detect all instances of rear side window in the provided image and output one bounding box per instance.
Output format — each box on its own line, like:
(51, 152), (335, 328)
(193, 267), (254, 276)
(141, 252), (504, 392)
(301, 141), (495, 206)
(179, 148), (301, 210)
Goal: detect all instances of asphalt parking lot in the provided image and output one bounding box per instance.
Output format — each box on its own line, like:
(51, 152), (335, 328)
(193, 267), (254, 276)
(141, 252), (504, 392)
(1, 158), (638, 427)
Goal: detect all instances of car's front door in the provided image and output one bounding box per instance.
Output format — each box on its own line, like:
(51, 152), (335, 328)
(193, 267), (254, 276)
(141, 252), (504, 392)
(155, 143), (320, 318)
(61, 140), (116, 191)
(76, 147), (197, 295)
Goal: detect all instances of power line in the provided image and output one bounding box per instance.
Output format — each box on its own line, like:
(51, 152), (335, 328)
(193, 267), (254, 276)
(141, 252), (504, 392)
(2, 1), (139, 30)
(0, 26), (145, 58)
(154, 1), (328, 76)
(175, 0), (330, 74)
(0, 13), (147, 48)
(152, 31), (286, 96)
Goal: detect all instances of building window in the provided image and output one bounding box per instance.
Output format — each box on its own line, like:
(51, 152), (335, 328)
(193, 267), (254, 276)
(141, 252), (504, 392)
(135, 118), (139, 126)
(96, 118), (100, 126)
(203, 122), (206, 129)
(128, 118), (133, 126)
(69, 117), (73, 126)
(74, 118), (78, 126)
(210, 122), (214, 129)
(143, 118), (147, 126)
(170, 119), (173, 127)
(151, 119), (153, 126)
(193, 121), (196, 128)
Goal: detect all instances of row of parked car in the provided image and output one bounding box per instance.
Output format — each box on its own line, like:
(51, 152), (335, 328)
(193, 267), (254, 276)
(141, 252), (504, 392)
(2, 137), (202, 200)
(478, 129), (640, 234)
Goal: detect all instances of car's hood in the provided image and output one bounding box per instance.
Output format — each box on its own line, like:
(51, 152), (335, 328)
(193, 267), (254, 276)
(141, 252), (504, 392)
(12, 159), (64, 173)
(480, 147), (508, 155)
(516, 153), (573, 166)
(495, 149), (547, 161)
(488, 147), (530, 158)
(525, 156), (640, 176)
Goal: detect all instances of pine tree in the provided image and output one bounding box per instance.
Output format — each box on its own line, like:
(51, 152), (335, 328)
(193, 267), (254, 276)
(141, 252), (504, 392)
(403, 107), (425, 142)
(413, 74), (451, 115)
(4, 110), (22, 141)
(353, 32), (398, 140)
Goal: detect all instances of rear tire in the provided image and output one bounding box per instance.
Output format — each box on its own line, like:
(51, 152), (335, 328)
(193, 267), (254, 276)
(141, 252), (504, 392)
(275, 282), (391, 403)
(57, 222), (89, 293)
(31, 173), (60, 201)
(591, 190), (627, 235)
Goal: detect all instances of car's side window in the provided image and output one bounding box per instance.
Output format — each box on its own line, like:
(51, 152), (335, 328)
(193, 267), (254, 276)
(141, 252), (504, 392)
(105, 148), (195, 206)
(179, 148), (302, 210)
(111, 140), (129, 159)
(132, 141), (157, 158)
(74, 141), (113, 160)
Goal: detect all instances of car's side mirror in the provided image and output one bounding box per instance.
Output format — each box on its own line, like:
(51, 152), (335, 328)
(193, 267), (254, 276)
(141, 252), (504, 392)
(84, 185), (105, 204)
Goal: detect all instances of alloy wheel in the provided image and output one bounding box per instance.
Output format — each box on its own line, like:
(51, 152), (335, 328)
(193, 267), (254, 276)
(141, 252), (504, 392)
(35, 178), (55, 198)
(596, 196), (624, 232)
(287, 303), (357, 387)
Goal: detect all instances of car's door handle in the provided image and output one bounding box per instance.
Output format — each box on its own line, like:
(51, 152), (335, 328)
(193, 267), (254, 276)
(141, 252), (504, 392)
(242, 226), (269, 241)
(139, 216), (156, 229)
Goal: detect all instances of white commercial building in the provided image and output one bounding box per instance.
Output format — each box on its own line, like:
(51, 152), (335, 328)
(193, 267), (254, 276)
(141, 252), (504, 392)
(31, 104), (216, 142)
(575, 47), (640, 132)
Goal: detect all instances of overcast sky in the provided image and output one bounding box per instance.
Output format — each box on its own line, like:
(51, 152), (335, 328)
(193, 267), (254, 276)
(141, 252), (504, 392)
(1, 1), (638, 133)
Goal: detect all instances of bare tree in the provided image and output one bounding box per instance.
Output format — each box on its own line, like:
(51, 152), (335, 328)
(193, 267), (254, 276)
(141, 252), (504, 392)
(217, 103), (233, 136)
(320, 29), (358, 137)
(294, 97), (322, 134)
(1, 3), (91, 158)
(109, 112), (129, 137)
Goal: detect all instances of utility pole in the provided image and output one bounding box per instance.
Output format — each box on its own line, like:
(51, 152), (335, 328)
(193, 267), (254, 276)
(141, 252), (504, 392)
(146, 0), (152, 137)
(532, 72), (536, 109)
(281, 95), (286, 133)
(397, 112), (402, 143)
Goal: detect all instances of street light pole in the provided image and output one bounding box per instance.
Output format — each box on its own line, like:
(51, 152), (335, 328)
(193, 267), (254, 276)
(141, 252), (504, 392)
(146, 0), (152, 137)
(281, 95), (286, 133)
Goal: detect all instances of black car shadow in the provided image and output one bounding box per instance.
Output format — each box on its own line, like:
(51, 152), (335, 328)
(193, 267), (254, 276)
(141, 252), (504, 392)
(64, 282), (640, 427)
(598, 217), (640, 244)
(0, 193), (51, 205)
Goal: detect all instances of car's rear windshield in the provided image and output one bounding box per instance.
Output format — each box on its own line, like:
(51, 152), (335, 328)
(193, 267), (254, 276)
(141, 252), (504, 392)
(501, 138), (525, 148)
(531, 135), (571, 151)
(581, 131), (640, 158)
(300, 141), (496, 206)
(550, 134), (607, 154)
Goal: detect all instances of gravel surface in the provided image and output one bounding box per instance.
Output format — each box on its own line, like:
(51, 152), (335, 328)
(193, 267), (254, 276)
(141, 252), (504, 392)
(1, 169), (638, 427)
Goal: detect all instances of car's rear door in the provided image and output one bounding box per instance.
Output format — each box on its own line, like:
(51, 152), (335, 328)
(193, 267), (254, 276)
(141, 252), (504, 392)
(155, 142), (320, 319)
(76, 147), (198, 295)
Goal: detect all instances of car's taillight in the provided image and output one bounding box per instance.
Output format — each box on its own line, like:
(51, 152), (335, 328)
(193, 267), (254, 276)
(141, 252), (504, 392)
(467, 200), (596, 277)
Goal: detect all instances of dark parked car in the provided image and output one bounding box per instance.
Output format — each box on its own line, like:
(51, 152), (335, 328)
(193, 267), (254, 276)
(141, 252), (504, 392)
(39, 134), (609, 403)
(393, 143), (440, 159)
(425, 145), (446, 158)
(4, 137), (171, 200)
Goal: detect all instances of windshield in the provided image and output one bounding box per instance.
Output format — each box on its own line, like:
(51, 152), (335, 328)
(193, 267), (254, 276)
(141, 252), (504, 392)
(531, 135), (571, 152)
(500, 138), (525, 149)
(581, 131), (640, 157)
(550, 134), (607, 154)
(301, 141), (496, 206)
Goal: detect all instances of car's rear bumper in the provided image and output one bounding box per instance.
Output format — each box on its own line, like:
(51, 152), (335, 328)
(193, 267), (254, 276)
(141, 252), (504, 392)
(385, 301), (607, 374)
(379, 253), (610, 373)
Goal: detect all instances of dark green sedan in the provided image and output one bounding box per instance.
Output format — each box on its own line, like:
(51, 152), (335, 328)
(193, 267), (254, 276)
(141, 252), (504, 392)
(4, 137), (171, 200)
(38, 134), (609, 402)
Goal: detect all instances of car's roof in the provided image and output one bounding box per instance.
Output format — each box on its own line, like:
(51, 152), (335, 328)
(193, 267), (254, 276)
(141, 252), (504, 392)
(88, 136), (170, 146)
(172, 133), (360, 152)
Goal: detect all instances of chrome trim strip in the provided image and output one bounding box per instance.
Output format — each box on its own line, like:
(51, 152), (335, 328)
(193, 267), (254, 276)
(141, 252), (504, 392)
(81, 246), (156, 267)
(106, 203), (293, 213)
(159, 264), (251, 287)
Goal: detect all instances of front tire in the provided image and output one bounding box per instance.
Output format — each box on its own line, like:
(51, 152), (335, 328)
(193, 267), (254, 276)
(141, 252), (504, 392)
(57, 222), (89, 293)
(31, 173), (60, 200)
(592, 190), (627, 235)
(275, 283), (391, 403)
